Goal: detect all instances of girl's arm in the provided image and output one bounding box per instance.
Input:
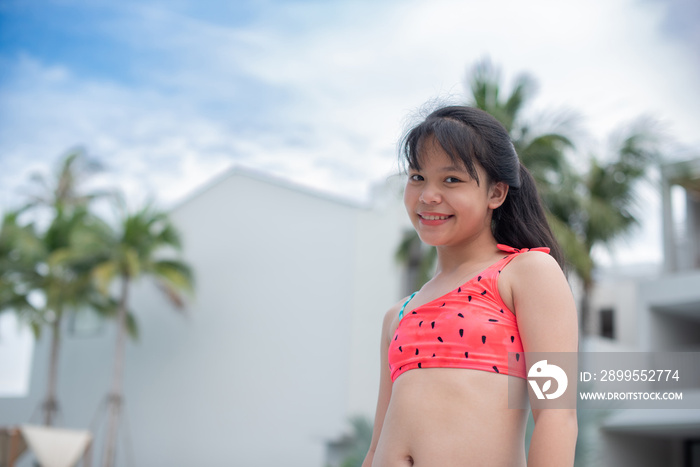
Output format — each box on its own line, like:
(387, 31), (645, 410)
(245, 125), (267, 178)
(508, 251), (579, 467)
(362, 303), (400, 467)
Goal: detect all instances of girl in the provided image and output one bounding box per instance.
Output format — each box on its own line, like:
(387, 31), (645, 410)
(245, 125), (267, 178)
(363, 106), (578, 466)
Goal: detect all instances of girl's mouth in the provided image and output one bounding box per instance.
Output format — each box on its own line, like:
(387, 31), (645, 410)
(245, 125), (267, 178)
(418, 213), (453, 225)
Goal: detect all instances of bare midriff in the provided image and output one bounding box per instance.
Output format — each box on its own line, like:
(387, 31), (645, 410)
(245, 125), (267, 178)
(372, 368), (529, 467)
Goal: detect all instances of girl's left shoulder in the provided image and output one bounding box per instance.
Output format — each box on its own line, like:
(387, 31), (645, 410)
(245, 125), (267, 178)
(499, 249), (570, 299)
(510, 248), (562, 274)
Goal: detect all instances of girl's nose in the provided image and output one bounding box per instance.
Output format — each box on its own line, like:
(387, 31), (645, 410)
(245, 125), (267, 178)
(419, 186), (441, 204)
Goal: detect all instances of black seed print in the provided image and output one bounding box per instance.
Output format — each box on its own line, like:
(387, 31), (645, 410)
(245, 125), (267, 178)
(431, 321), (435, 329)
(394, 335), (398, 340)
(419, 321), (423, 327)
(489, 319), (498, 322)
(458, 313), (464, 318)
(459, 329), (464, 337)
(468, 296), (472, 302)
(415, 348), (419, 355)
(437, 336), (443, 342)
(498, 270), (502, 274)
(500, 309), (504, 313)
(412, 311), (417, 314)
(516, 353), (520, 362)
(482, 336), (486, 344)
(432, 353), (436, 357)
(465, 352), (469, 358)
(399, 346), (403, 352)
(493, 366), (499, 373)
(478, 275), (482, 281)
(458, 287), (462, 293)
(481, 290), (487, 296)
(510, 336), (515, 343)
(440, 303), (445, 307)
(418, 363), (422, 368)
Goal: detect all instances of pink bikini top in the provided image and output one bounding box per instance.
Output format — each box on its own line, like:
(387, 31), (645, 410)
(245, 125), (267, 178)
(388, 245), (550, 382)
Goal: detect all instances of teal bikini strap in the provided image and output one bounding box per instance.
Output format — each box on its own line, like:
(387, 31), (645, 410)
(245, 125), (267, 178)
(398, 291), (418, 321)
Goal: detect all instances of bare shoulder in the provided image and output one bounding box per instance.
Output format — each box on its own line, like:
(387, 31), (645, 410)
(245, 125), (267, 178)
(498, 250), (574, 324)
(382, 296), (410, 339)
(502, 250), (566, 288)
(500, 251), (578, 350)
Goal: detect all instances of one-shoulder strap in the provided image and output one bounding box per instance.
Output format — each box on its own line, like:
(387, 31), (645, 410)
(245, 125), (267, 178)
(495, 244), (551, 272)
(497, 244), (550, 255)
(398, 291), (418, 321)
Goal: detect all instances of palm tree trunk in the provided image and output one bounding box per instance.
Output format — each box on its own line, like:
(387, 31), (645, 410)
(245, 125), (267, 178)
(43, 314), (62, 426)
(102, 276), (129, 467)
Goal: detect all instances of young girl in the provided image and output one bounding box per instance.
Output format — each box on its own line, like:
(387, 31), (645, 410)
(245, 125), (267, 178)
(363, 106), (578, 466)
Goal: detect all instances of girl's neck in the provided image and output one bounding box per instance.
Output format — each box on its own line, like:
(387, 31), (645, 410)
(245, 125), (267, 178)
(433, 234), (500, 277)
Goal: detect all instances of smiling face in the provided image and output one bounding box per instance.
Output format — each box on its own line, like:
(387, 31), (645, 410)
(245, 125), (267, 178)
(403, 136), (508, 249)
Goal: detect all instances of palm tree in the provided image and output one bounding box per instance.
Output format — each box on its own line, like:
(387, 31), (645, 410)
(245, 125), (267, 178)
(40, 207), (117, 425)
(569, 123), (661, 333)
(0, 205), (115, 425)
(93, 201), (194, 467)
(466, 59), (594, 269)
(467, 58), (577, 201)
(20, 149), (106, 212)
(0, 149), (112, 426)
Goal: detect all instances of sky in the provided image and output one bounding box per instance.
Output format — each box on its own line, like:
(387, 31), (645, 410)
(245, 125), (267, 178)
(1, 0), (700, 394)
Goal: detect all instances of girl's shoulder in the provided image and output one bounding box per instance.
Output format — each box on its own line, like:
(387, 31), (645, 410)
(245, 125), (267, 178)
(503, 248), (563, 281)
(496, 248), (574, 322)
(495, 244), (559, 279)
(383, 295), (414, 336)
(500, 249), (568, 291)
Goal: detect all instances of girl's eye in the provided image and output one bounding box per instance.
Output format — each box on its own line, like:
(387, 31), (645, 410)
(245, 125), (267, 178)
(409, 174), (424, 182)
(445, 177), (462, 183)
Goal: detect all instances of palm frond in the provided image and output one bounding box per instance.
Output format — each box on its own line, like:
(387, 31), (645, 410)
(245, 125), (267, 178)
(152, 259), (194, 293)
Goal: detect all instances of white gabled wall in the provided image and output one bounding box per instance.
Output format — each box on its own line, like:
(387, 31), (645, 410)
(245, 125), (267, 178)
(150, 169), (361, 466)
(345, 175), (408, 419)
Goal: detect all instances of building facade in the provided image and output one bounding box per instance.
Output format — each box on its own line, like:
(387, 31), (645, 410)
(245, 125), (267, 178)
(586, 158), (700, 467)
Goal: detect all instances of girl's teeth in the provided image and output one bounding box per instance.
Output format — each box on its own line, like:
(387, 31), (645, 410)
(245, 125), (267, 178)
(423, 215), (449, 220)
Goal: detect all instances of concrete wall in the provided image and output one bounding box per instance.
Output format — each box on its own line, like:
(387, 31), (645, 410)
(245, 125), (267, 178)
(589, 277), (640, 349)
(640, 270), (700, 351)
(343, 176), (407, 419)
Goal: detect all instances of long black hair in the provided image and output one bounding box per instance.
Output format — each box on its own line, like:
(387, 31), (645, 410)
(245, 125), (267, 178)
(401, 105), (565, 269)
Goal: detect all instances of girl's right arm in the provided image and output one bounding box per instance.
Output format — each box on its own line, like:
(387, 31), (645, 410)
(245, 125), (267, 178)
(362, 303), (401, 467)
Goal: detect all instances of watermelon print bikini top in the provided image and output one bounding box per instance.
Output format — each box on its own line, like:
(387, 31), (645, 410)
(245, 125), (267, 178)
(388, 244), (550, 382)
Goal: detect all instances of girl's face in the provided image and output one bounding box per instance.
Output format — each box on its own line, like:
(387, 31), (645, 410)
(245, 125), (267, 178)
(403, 137), (507, 248)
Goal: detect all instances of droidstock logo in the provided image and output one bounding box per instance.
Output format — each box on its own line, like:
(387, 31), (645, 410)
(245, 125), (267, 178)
(528, 360), (568, 400)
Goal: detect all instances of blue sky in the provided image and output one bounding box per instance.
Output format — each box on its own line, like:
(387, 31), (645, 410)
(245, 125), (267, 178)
(1, 0), (699, 395)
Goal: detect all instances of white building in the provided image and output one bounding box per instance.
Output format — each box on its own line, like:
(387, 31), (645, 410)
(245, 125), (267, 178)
(586, 158), (700, 467)
(0, 167), (410, 467)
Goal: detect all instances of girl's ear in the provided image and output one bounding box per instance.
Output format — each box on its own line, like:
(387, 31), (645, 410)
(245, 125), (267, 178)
(488, 181), (509, 210)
